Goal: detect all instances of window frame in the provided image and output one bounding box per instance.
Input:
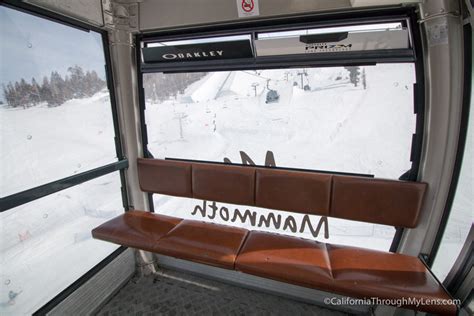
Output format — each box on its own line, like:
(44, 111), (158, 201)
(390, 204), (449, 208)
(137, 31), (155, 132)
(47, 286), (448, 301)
(135, 6), (425, 253)
(0, 2), (129, 212)
(0, 1), (129, 313)
(427, 23), (472, 282)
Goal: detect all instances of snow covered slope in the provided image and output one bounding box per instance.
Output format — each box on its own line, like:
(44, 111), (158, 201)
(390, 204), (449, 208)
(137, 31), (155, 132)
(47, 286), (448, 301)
(1, 91), (122, 315)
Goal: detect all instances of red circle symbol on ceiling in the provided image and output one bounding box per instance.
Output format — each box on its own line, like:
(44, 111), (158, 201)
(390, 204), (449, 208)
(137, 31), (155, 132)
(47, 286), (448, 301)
(242, 0), (254, 13)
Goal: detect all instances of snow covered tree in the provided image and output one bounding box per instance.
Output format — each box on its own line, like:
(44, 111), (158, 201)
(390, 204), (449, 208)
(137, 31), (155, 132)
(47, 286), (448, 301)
(19, 79), (33, 108)
(3, 66), (107, 108)
(49, 71), (68, 106)
(87, 70), (106, 95)
(143, 72), (208, 102)
(344, 66), (361, 87)
(67, 65), (86, 98)
(40, 76), (53, 105)
(3, 83), (17, 107)
(30, 78), (41, 104)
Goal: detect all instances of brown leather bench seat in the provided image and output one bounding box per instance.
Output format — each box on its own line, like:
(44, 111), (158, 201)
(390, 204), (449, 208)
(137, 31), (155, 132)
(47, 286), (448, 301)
(236, 231), (456, 315)
(91, 159), (457, 315)
(92, 212), (456, 315)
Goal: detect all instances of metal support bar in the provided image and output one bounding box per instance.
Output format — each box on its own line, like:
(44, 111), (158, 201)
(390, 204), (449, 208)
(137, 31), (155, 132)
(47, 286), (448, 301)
(399, 0), (465, 258)
(0, 159), (129, 212)
(108, 29), (149, 211)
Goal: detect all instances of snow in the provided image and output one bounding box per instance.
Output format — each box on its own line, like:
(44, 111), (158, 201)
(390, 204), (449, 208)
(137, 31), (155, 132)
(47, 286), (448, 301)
(0, 91), (117, 197)
(0, 93), (122, 315)
(147, 65), (416, 178)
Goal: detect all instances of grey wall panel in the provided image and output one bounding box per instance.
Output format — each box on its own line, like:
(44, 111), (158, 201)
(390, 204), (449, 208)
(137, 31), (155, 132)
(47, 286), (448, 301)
(24, 0), (104, 26)
(139, 0), (352, 31)
(47, 249), (135, 316)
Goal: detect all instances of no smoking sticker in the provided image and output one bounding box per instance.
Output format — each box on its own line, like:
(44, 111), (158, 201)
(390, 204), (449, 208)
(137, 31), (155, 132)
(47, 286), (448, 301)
(237, 0), (260, 18)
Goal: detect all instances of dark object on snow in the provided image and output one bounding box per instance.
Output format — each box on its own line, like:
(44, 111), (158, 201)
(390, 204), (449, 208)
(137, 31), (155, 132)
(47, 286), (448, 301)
(362, 68), (367, 90)
(303, 85), (311, 91)
(344, 66), (361, 87)
(293, 82), (298, 86)
(265, 90), (280, 104)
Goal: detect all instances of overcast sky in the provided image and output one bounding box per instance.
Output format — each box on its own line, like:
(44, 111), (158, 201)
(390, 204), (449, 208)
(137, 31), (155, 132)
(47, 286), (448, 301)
(0, 5), (106, 100)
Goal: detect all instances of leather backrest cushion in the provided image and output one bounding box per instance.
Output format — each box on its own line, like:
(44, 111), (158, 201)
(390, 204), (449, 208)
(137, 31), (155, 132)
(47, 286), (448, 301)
(256, 168), (331, 215)
(137, 159), (427, 228)
(331, 176), (427, 228)
(192, 163), (256, 206)
(137, 158), (192, 198)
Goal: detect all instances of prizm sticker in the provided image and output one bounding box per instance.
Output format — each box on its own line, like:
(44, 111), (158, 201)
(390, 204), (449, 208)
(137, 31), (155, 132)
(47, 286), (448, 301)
(305, 43), (353, 53)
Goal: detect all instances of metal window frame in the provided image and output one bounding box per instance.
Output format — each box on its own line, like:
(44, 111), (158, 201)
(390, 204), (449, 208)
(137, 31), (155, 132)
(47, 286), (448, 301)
(139, 17), (415, 73)
(0, 159), (128, 212)
(389, 7), (426, 253)
(136, 6), (426, 253)
(427, 23), (472, 268)
(0, 1), (131, 314)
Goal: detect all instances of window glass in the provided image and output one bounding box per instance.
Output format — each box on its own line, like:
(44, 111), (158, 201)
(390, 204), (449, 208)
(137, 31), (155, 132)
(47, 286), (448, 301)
(0, 172), (122, 315)
(145, 64), (416, 178)
(0, 6), (117, 197)
(432, 73), (473, 281)
(144, 64), (415, 250)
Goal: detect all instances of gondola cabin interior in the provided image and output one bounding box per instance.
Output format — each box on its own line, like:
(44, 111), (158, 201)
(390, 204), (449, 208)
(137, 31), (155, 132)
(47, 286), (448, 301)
(0, 0), (472, 315)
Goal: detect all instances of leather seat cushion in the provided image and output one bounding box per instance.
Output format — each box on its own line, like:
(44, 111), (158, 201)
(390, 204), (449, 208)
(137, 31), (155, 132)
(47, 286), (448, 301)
(192, 163), (256, 205)
(235, 231), (333, 290)
(256, 168), (332, 215)
(328, 245), (457, 315)
(138, 158), (193, 197)
(91, 211), (182, 252)
(155, 220), (249, 269)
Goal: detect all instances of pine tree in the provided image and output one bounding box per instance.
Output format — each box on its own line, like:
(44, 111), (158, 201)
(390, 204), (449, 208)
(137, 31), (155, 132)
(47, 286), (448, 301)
(3, 83), (14, 107)
(67, 65), (86, 98)
(40, 76), (53, 106)
(4, 66), (108, 108)
(49, 71), (67, 106)
(31, 78), (41, 104)
(143, 72), (207, 102)
(88, 70), (105, 95)
(344, 66), (361, 87)
(19, 78), (33, 108)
